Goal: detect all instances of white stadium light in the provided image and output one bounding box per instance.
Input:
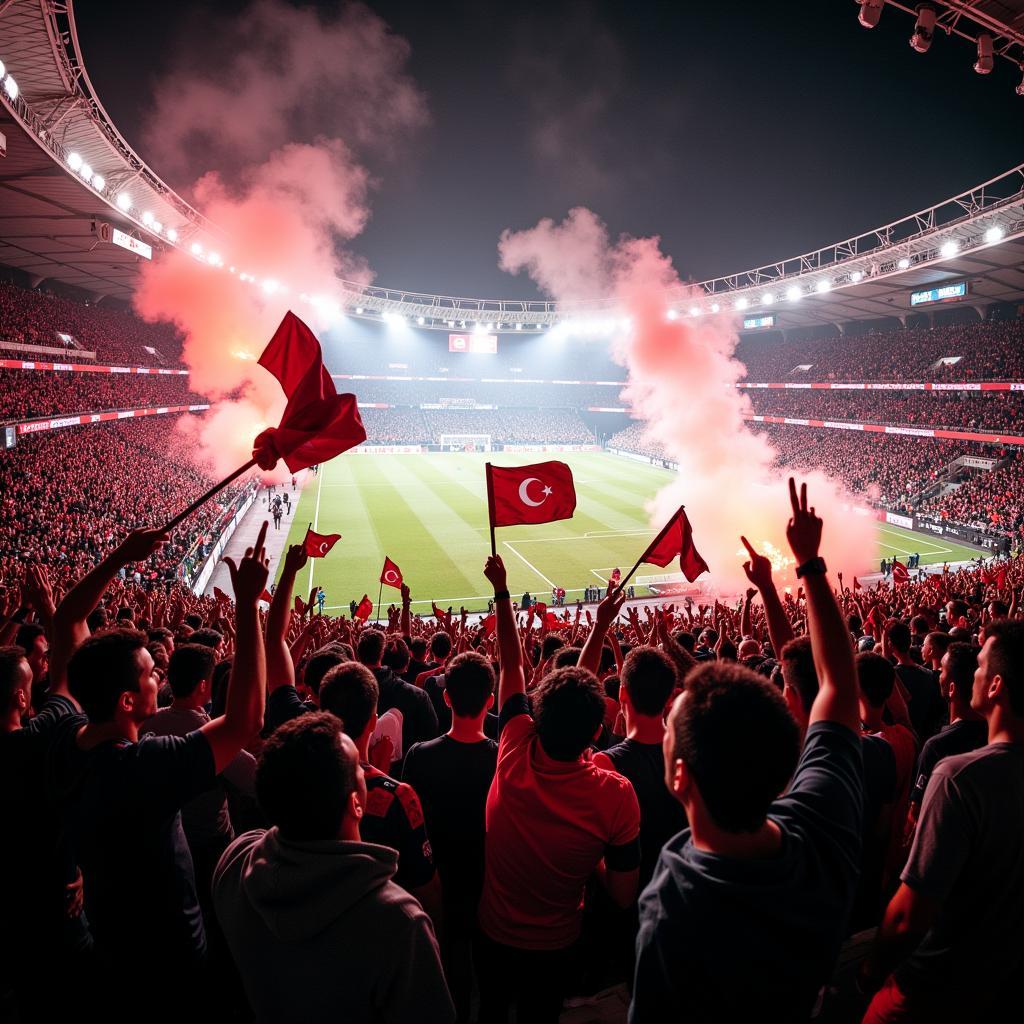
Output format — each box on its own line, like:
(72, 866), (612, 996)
(734, 297), (749, 310)
(67, 151), (83, 171)
(909, 4), (936, 53)
(152, 220), (163, 234)
(3, 74), (17, 101)
(0, 59), (5, 79)
(816, 279), (832, 293)
(761, 293), (775, 305)
(974, 34), (993, 75)
(262, 279), (279, 295)
(142, 210), (154, 225)
(92, 174), (105, 191)
(985, 226), (1005, 244)
(897, 257), (910, 269)
(167, 228), (178, 242)
(417, 316), (426, 325)
(939, 240), (959, 258)
(446, 319), (455, 327)
(710, 302), (720, 313)
(689, 306), (702, 317)
(116, 192), (131, 211)
(515, 322), (523, 330)
(191, 242), (203, 255)
(79, 163), (93, 181)
(786, 286), (802, 302)
(666, 308), (678, 320)
(850, 270), (864, 283)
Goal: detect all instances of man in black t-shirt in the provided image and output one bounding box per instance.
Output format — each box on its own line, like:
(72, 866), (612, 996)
(402, 651), (498, 1024)
(884, 620), (945, 742)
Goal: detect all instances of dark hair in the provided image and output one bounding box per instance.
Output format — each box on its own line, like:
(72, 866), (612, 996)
(0, 645), (28, 708)
(532, 667), (605, 760)
(304, 643), (350, 697)
(86, 608), (108, 633)
(67, 629), (148, 722)
(189, 627), (223, 650)
(382, 637), (410, 673)
(256, 713), (356, 840)
(14, 622), (45, 655)
(320, 662), (379, 738)
(672, 630), (696, 653)
(356, 629), (386, 666)
(445, 652), (495, 718)
(115, 607), (135, 623)
(409, 638), (427, 659)
(167, 644), (217, 699)
(856, 651), (895, 708)
(552, 646), (581, 668)
(668, 662), (800, 832)
(780, 636), (818, 716)
(429, 631), (452, 661)
(944, 642), (978, 703)
(541, 634), (565, 660)
(184, 613), (203, 630)
(910, 615), (928, 636)
(985, 620), (1024, 716)
(621, 646), (676, 716)
(885, 620), (912, 655)
(148, 627), (173, 645)
(925, 631), (952, 660)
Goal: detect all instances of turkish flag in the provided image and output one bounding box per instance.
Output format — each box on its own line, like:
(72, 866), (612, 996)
(641, 507), (708, 582)
(544, 611), (569, 630)
(481, 613), (496, 636)
(534, 601), (547, 619)
(892, 559), (909, 583)
(380, 557), (404, 590)
(304, 527), (341, 558)
(853, 577), (862, 591)
(253, 311), (366, 473)
(259, 589), (273, 603)
(354, 594), (373, 620)
(487, 461), (576, 528)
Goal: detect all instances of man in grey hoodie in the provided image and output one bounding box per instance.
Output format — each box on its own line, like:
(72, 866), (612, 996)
(213, 712), (454, 1023)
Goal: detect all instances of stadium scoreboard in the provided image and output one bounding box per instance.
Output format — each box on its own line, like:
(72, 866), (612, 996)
(743, 315), (776, 330)
(910, 282), (967, 306)
(449, 333), (497, 354)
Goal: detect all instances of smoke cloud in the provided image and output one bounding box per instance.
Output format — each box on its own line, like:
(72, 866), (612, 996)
(133, 0), (428, 478)
(500, 209), (874, 592)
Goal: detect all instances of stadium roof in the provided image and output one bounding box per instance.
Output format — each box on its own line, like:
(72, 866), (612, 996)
(0, 0), (1023, 327)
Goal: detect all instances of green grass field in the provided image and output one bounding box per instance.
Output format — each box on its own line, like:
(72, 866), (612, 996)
(280, 452), (985, 613)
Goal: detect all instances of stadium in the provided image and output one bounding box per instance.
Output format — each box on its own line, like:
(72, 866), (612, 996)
(2, 1), (1024, 1022)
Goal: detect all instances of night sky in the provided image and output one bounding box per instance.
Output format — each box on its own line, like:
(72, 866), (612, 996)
(77, 0), (1020, 299)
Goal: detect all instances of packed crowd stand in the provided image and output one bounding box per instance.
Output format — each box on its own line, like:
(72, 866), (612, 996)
(2, 475), (1022, 1024)
(918, 455), (1024, 535)
(358, 408), (597, 445)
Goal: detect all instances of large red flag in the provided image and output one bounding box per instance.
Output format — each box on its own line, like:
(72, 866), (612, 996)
(380, 557), (404, 590)
(480, 613), (496, 636)
(304, 527), (341, 558)
(892, 559), (909, 583)
(488, 461), (576, 527)
(254, 312), (366, 473)
(642, 508), (708, 582)
(354, 594), (373, 620)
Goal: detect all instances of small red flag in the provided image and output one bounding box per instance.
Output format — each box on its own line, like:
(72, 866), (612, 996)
(853, 576), (862, 591)
(294, 594), (307, 616)
(259, 589), (273, 603)
(545, 611), (569, 630)
(996, 567), (1008, 590)
(487, 461), (576, 528)
(380, 557), (404, 590)
(892, 559), (909, 583)
(354, 594), (373, 620)
(481, 613), (496, 636)
(534, 601), (548, 619)
(213, 585), (229, 603)
(304, 527), (341, 558)
(253, 312), (366, 473)
(641, 507), (708, 583)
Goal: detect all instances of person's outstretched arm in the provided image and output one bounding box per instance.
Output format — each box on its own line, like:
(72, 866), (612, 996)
(265, 541), (307, 693)
(201, 522), (269, 773)
(484, 555), (525, 713)
(785, 479), (858, 732)
(579, 588), (625, 675)
(741, 535), (794, 658)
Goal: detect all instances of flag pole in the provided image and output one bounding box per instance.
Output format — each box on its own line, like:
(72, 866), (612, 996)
(375, 579), (384, 624)
(613, 506), (684, 596)
(485, 461), (497, 557)
(161, 458), (257, 533)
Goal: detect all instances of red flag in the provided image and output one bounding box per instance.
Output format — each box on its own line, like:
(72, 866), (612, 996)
(259, 589), (273, 603)
(928, 574), (944, 589)
(545, 611), (569, 630)
(534, 601), (547, 620)
(481, 613), (496, 636)
(487, 461), (576, 527)
(304, 527), (341, 558)
(980, 568), (995, 585)
(380, 557), (404, 590)
(354, 594), (373, 620)
(853, 577), (862, 591)
(996, 567), (1008, 590)
(641, 508), (708, 582)
(294, 594), (307, 616)
(892, 559), (909, 583)
(253, 312), (366, 473)
(432, 602), (450, 623)
(213, 585), (229, 602)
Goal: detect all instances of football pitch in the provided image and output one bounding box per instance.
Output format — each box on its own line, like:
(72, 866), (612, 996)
(278, 452), (984, 614)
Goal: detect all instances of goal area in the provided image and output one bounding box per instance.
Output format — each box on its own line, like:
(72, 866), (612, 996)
(439, 433), (492, 452)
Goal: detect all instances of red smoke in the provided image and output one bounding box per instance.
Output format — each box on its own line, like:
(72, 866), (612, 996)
(500, 209), (874, 591)
(132, 0), (427, 479)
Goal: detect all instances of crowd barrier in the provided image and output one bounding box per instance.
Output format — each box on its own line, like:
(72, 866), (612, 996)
(745, 414), (1024, 447)
(10, 404), (210, 436)
(737, 381), (1024, 391)
(1, 358), (187, 375)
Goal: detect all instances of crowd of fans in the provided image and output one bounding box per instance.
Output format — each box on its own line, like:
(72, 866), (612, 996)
(0, 282), (183, 365)
(3, 477), (1022, 1024)
(746, 389), (1024, 434)
(0, 369), (201, 424)
(0, 417), (252, 592)
(918, 454), (1024, 535)
(737, 318), (1024, 383)
(358, 408), (597, 445)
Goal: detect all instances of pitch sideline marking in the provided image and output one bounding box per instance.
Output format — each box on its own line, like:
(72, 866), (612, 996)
(502, 541), (557, 589)
(876, 525), (950, 552)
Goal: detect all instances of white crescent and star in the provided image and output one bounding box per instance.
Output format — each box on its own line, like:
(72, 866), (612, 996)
(318, 542), (329, 554)
(518, 477), (554, 507)
(384, 569), (400, 583)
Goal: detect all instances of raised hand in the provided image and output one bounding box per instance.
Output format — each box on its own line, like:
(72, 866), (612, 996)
(785, 477), (823, 565)
(282, 543), (308, 577)
(596, 586), (626, 627)
(484, 554), (508, 592)
(741, 536), (774, 590)
(117, 527), (169, 564)
(23, 564), (56, 623)
(224, 521), (270, 606)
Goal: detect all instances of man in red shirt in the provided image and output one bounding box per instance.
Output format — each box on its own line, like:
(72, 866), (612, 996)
(476, 555), (640, 1024)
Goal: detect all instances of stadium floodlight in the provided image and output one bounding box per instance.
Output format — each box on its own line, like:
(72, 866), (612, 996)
(92, 174), (105, 191)
(689, 306), (702, 317)
(786, 286), (802, 302)
(850, 270), (864, 283)
(761, 292), (775, 305)
(710, 302), (720, 313)
(985, 226), (1005, 244)
(116, 192), (131, 211)
(974, 34), (993, 74)
(910, 4), (936, 53)
(417, 315), (426, 325)
(666, 308), (679, 320)
(815, 279), (832, 293)
(3, 73), (17, 100)
(167, 228), (178, 243)
(734, 297), (749, 311)
(151, 220), (162, 235)
(191, 242), (203, 255)
(446, 319), (455, 327)
(79, 163), (93, 181)
(857, 0), (884, 29)
(897, 257), (911, 269)
(356, 306), (364, 314)
(0, 59), (5, 79)
(67, 151), (83, 171)
(515, 322), (523, 330)
(208, 251), (222, 265)
(262, 279), (280, 295)
(939, 240), (959, 258)
(141, 210), (154, 225)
